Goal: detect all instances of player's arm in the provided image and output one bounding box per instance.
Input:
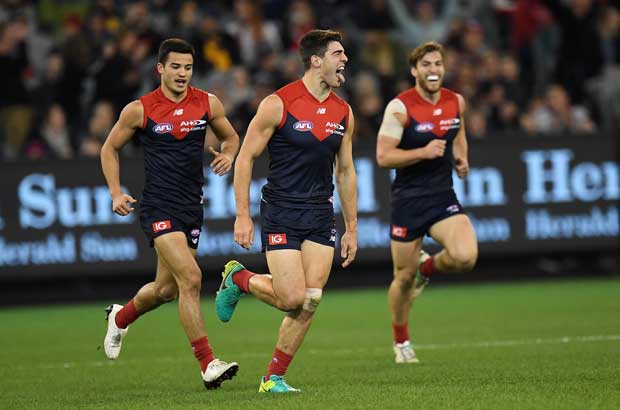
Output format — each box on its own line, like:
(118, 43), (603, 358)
(100, 100), (143, 216)
(335, 105), (358, 268)
(453, 94), (469, 179)
(207, 94), (240, 176)
(233, 94), (282, 250)
(376, 99), (446, 168)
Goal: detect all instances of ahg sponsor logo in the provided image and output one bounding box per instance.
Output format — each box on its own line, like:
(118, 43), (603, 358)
(293, 121), (314, 131)
(153, 123), (173, 133)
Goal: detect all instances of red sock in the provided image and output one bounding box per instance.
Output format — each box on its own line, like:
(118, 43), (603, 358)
(115, 299), (139, 329)
(232, 269), (255, 293)
(392, 322), (409, 344)
(266, 348), (293, 379)
(191, 336), (215, 373)
(420, 256), (439, 277)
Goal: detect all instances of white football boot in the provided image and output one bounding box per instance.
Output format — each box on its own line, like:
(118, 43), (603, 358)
(393, 340), (420, 364)
(413, 250), (431, 298)
(103, 304), (128, 360)
(202, 359), (239, 390)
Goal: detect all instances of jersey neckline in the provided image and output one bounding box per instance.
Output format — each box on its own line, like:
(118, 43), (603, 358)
(157, 85), (193, 105)
(298, 79), (333, 104)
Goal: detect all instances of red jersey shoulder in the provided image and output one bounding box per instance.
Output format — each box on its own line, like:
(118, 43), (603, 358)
(275, 80), (305, 104)
(188, 86), (212, 118)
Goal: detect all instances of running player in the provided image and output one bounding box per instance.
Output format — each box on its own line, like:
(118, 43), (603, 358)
(376, 41), (478, 363)
(216, 30), (358, 393)
(100, 38), (240, 390)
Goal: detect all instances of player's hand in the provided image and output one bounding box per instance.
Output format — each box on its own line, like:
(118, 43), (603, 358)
(209, 146), (233, 176)
(455, 157), (469, 178)
(112, 193), (137, 216)
(423, 139), (446, 159)
(340, 230), (358, 268)
(234, 215), (254, 250)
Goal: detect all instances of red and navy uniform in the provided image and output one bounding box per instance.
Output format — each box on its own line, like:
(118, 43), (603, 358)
(390, 87), (465, 242)
(135, 86), (211, 248)
(260, 80), (349, 251)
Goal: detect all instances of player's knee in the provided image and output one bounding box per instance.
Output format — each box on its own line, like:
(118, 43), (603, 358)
(177, 265), (202, 295)
(393, 267), (416, 288)
(280, 289), (306, 311)
(451, 247), (478, 272)
(302, 288), (322, 313)
(155, 283), (178, 303)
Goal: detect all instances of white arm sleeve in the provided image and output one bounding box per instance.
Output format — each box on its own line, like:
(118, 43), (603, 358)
(378, 98), (407, 141)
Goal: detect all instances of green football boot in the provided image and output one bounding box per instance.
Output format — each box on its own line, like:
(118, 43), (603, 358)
(258, 375), (301, 393)
(215, 260), (246, 322)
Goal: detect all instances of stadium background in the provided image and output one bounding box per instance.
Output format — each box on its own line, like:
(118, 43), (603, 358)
(0, 2), (619, 410)
(0, 0), (618, 303)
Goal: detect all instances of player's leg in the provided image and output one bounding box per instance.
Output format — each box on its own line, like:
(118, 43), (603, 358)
(423, 214), (478, 276)
(215, 250), (305, 322)
(388, 238), (424, 363)
(103, 252), (177, 360)
(155, 232), (238, 390)
(259, 240), (333, 393)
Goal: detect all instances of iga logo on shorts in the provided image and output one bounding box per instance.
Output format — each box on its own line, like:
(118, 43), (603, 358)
(415, 122), (434, 132)
(268, 233), (288, 245)
(391, 225), (407, 238)
(293, 121), (314, 131)
(152, 220), (171, 233)
(191, 229), (201, 237)
(153, 123), (173, 133)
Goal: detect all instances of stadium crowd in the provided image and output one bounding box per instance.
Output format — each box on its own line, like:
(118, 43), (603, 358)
(1, 0), (619, 161)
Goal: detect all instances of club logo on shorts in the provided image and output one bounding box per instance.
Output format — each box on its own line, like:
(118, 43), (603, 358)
(446, 204), (460, 214)
(191, 229), (201, 237)
(152, 220), (171, 233)
(391, 225), (407, 238)
(293, 121), (314, 131)
(268, 233), (287, 245)
(330, 228), (337, 242)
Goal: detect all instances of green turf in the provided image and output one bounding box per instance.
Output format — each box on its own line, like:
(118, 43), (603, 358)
(1, 278), (619, 410)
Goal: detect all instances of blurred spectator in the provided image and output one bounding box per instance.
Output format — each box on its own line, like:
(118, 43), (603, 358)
(387, 0), (460, 48)
(78, 100), (115, 158)
(22, 104), (73, 160)
(599, 4), (620, 65)
(283, 0), (316, 51)
(192, 12), (240, 74)
(226, 0), (282, 69)
(542, 0), (603, 103)
(466, 106), (488, 140)
(0, 16), (33, 159)
(522, 84), (595, 135)
(352, 71), (384, 142)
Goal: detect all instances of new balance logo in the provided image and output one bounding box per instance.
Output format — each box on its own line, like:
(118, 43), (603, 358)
(317, 107), (326, 114)
(433, 108), (442, 116)
(173, 109), (184, 116)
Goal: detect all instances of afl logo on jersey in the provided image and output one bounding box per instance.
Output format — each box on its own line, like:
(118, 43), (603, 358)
(415, 122), (435, 132)
(153, 123), (173, 133)
(293, 121), (314, 131)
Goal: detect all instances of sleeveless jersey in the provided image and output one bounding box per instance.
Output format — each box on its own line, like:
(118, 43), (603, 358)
(391, 87), (461, 200)
(261, 80), (350, 209)
(137, 86), (211, 211)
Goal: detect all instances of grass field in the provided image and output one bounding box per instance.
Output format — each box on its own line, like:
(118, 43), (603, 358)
(1, 278), (619, 410)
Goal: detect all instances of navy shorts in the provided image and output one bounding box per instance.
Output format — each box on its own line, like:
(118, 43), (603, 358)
(139, 204), (203, 249)
(260, 200), (336, 252)
(390, 190), (464, 242)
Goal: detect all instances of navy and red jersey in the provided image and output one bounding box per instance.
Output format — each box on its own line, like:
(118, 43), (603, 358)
(391, 87), (461, 200)
(136, 86), (211, 211)
(261, 80), (350, 209)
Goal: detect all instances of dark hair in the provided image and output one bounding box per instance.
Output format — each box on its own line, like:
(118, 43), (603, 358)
(408, 41), (445, 68)
(158, 38), (195, 65)
(299, 29), (342, 70)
